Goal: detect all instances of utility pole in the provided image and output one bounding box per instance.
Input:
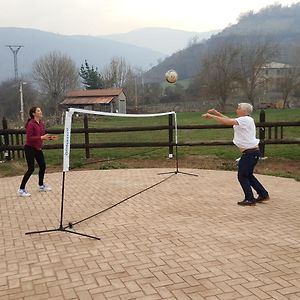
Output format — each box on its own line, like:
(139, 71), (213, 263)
(6, 45), (23, 80)
(134, 77), (138, 109)
(19, 81), (27, 122)
(6, 45), (25, 123)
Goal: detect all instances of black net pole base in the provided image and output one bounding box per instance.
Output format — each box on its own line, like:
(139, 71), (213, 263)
(157, 170), (198, 177)
(25, 171), (101, 241)
(25, 226), (101, 240)
(158, 145), (198, 177)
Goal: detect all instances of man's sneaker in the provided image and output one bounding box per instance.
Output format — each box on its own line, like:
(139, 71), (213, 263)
(237, 199), (256, 206)
(18, 189), (31, 197)
(256, 194), (270, 203)
(39, 184), (52, 192)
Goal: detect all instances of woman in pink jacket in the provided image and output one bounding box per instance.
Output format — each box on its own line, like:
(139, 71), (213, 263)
(18, 107), (52, 197)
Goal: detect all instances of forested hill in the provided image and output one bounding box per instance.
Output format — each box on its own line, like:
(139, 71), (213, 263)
(223, 4), (300, 36)
(145, 3), (300, 83)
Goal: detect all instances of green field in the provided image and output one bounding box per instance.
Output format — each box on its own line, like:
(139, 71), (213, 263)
(1, 108), (299, 178)
(43, 108), (300, 166)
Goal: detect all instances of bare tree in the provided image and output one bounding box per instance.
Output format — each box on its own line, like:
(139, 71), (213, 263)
(277, 66), (300, 108)
(236, 37), (278, 107)
(102, 57), (132, 88)
(199, 41), (240, 111)
(32, 52), (79, 114)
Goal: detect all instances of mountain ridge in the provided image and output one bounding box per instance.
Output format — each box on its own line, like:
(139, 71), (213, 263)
(103, 27), (219, 55)
(0, 27), (166, 82)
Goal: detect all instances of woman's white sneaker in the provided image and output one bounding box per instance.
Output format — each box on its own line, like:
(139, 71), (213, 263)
(39, 184), (52, 192)
(18, 189), (31, 197)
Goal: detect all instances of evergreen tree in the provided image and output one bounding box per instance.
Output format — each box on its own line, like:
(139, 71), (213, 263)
(79, 60), (104, 89)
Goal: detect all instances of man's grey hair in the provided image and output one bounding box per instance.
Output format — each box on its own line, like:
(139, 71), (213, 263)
(238, 103), (253, 115)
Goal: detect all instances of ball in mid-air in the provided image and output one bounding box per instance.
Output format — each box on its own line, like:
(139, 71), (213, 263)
(165, 69), (178, 83)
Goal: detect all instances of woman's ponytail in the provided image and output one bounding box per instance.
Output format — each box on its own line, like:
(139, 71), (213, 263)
(25, 107), (38, 128)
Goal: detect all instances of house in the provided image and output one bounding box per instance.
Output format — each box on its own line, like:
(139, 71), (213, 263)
(61, 88), (126, 113)
(261, 62), (299, 92)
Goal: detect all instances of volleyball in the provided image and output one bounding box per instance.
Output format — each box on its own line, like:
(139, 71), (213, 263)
(165, 69), (178, 83)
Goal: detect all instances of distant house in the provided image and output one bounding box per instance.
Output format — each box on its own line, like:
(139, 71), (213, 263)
(61, 88), (126, 113)
(261, 62), (299, 92)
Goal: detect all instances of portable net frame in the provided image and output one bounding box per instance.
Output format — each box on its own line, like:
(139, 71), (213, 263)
(26, 108), (179, 240)
(63, 108), (178, 171)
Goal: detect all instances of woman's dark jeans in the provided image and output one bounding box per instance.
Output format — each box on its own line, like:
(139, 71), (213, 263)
(20, 145), (46, 189)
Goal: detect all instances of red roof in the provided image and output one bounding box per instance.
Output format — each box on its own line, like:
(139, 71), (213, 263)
(61, 88), (124, 106)
(65, 88), (123, 98)
(61, 97), (114, 105)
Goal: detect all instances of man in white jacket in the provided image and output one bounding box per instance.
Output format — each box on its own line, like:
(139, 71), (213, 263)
(202, 103), (269, 206)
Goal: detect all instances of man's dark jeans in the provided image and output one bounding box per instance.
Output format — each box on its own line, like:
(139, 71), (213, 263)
(238, 149), (268, 201)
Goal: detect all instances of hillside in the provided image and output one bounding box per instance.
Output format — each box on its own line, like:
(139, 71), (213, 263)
(104, 27), (219, 55)
(144, 3), (300, 83)
(222, 4), (300, 36)
(0, 27), (165, 82)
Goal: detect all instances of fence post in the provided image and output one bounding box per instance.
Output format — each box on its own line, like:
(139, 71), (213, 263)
(168, 114), (174, 158)
(0, 122), (3, 161)
(259, 110), (265, 158)
(16, 133), (21, 159)
(83, 115), (90, 159)
(2, 117), (11, 161)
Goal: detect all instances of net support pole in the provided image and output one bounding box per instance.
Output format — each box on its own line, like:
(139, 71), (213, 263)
(158, 113), (198, 177)
(168, 114), (174, 158)
(59, 171), (66, 230)
(83, 115), (90, 159)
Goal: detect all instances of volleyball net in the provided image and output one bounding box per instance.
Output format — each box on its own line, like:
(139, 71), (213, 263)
(63, 108), (178, 172)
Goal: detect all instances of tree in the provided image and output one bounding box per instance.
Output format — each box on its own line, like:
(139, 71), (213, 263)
(102, 57), (132, 88)
(160, 83), (185, 103)
(276, 44), (300, 108)
(121, 68), (140, 106)
(0, 79), (38, 122)
(79, 60), (104, 89)
(199, 41), (240, 111)
(139, 83), (163, 105)
(236, 37), (278, 106)
(277, 65), (300, 108)
(32, 52), (79, 114)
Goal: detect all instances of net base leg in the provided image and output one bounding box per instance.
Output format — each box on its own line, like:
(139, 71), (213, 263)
(157, 170), (198, 176)
(25, 226), (101, 240)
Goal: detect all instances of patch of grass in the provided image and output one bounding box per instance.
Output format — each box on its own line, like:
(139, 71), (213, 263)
(261, 170), (300, 181)
(98, 161), (128, 170)
(217, 160), (237, 171)
(0, 160), (26, 177)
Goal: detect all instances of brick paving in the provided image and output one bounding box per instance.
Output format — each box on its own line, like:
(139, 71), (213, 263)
(0, 168), (300, 300)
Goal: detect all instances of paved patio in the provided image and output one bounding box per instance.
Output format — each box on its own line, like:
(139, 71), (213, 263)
(0, 168), (300, 300)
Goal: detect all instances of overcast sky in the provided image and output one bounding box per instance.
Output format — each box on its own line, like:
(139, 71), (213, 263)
(0, 0), (298, 35)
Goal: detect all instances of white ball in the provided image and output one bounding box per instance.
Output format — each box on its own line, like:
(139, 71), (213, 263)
(165, 69), (178, 83)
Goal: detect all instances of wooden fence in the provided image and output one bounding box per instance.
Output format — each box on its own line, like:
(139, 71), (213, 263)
(1, 111), (300, 161)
